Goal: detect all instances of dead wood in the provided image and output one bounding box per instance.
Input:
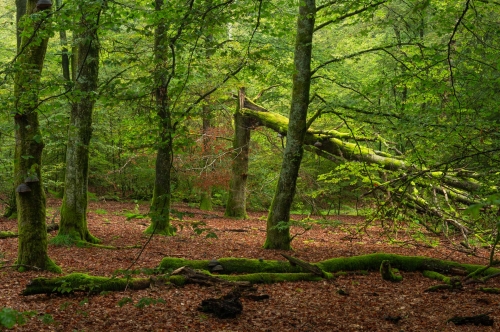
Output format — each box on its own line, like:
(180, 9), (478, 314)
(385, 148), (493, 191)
(447, 313), (493, 326)
(281, 254), (328, 278)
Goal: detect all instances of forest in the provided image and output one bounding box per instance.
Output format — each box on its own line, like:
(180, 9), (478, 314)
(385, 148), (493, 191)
(0, 0), (500, 330)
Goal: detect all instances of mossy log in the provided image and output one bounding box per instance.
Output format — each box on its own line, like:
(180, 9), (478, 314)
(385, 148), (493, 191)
(478, 287), (500, 294)
(159, 253), (500, 277)
(422, 270), (462, 287)
(25, 253), (500, 295)
(22, 273), (152, 296)
(380, 260), (402, 282)
(0, 231), (18, 239)
(281, 254), (328, 278)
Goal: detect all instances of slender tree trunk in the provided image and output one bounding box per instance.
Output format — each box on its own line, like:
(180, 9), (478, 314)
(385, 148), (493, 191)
(14, 0), (60, 272)
(225, 88), (251, 219)
(146, 0), (174, 235)
(199, 102), (213, 211)
(264, 1), (315, 250)
(55, 0), (71, 85)
(57, 1), (101, 244)
(199, 30), (215, 211)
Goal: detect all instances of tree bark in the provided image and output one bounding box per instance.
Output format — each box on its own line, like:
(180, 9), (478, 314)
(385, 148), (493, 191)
(225, 88), (252, 218)
(57, 1), (101, 244)
(264, 0), (315, 250)
(13, 0), (60, 272)
(146, 0), (174, 235)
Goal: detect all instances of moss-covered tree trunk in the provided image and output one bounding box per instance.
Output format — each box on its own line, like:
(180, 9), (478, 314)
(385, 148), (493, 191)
(264, 1), (315, 250)
(5, 0), (27, 220)
(13, 0), (60, 272)
(225, 88), (252, 218)
(146, 0), (174, 235)
(57, 1), (101, 244)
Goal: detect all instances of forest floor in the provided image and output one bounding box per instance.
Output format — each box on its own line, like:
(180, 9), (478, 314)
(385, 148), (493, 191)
(1, 199), (500, 331)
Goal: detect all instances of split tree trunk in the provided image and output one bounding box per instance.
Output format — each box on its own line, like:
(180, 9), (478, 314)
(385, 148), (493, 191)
(225, 88), (252, 218)
(13, 0), (60, 272)
(264, 0), (315, 250)
(57, 1), (102, 244)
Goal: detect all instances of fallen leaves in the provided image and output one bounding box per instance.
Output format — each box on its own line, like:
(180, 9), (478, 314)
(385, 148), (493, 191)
(0, 200), (499, 331)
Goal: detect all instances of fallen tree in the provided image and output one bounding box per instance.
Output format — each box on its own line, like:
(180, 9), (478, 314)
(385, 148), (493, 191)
(22, 253), (500, 296)
(224, 90), (496, 248)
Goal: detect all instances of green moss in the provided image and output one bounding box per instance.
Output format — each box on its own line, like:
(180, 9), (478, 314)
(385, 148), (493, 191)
(199, 191), (212, 211)
(0, 231), (17, 239)
(158, 257), (302, 274)
(159, 254), (500, 278)
(380, 260), (402, 282)
(219, 272), (323, 284)
(22, 273), (149, 295)
(168, 275), (187, 286)
(317, 253), (500, 276)
(144, 224), (175, 236)
(478, 287), (500, 294)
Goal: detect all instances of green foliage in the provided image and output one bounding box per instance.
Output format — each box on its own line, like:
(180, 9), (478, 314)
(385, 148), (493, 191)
(0, 308), (36, 329)
(134, 297), (166, 309)
(117, 297), (133, 308)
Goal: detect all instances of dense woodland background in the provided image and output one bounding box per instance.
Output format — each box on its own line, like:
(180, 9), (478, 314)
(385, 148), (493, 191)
(0, 1), (497, 219)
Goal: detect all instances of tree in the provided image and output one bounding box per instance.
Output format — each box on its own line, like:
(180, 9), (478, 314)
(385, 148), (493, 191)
(13, 0), (60, 272)
(145, 0), (176, 236)
(263, 0), (315, 250)
(225, 88), (253, 218)
(54, 0), (102, 245)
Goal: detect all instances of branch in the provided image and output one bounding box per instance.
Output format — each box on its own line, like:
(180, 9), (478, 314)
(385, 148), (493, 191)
(311, 43), (420, 75)
(314, 1), (387, 32)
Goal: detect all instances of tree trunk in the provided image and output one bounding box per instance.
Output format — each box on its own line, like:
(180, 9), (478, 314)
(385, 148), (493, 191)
(225, 88), (252, 218)
(55, 0), (71, 85)
(264, 0), (315, 250)
(15, 0), (26, 51)
(13, 0), (60, 272)
(199, 31), (215, 211)
(146, 0), (174, 236)
(199, 103), (213, 211)
(57, 1), (101, 244)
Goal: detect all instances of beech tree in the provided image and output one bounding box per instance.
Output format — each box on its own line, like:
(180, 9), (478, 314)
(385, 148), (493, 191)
(263, 0), (315, 250)
(55, 0), (103, 244)
(13, 0), (60, 272)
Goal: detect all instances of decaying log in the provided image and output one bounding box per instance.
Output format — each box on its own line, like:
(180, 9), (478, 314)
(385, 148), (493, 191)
(170, 266), (250, 287)
(159, 253), (490, 278)
(22, 273), (152, 296)
(281, 254), (329, 278)
(198, 289), (243, 319)
(447, 313), (493, 326)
